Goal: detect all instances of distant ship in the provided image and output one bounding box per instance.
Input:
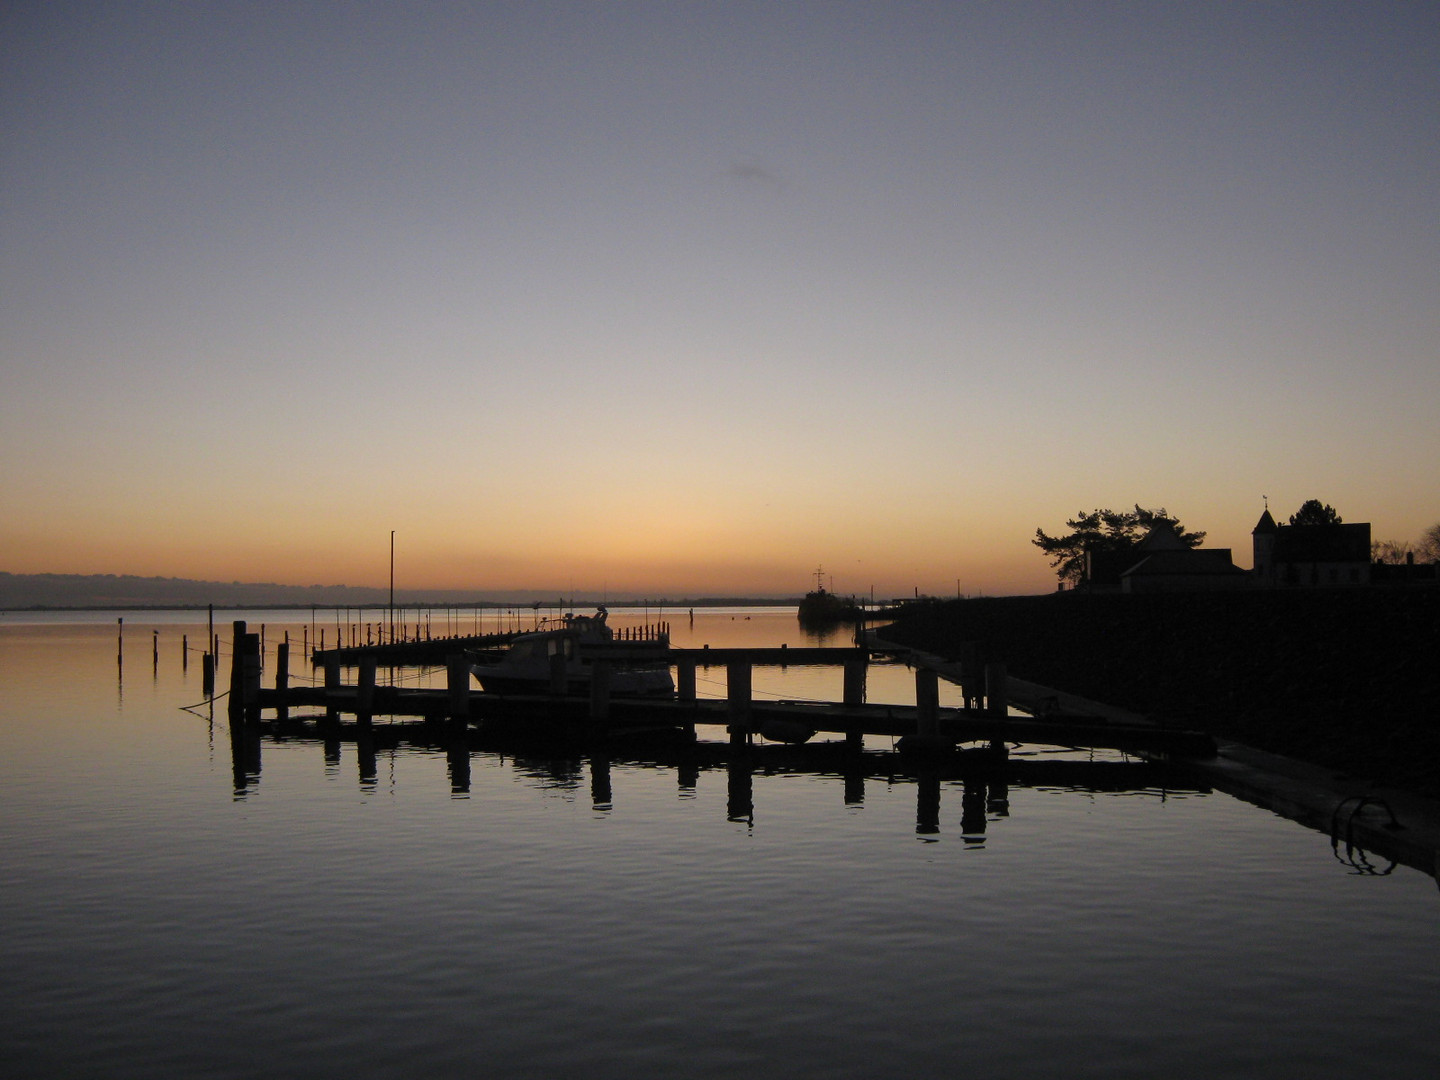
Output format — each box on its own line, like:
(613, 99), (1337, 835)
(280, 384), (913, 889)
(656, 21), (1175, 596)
(797, 566), (864, 624)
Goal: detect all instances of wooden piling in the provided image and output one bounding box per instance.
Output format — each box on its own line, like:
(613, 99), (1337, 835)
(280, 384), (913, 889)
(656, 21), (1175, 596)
(446, 654), (470, 720)
(677, 657), (697, 702)
(201, 652), (214, 697)
(915, 667), (940, 737)
(356, 655), (377, 728)
(727, 660), (752, 744)
(241, 633), (261, 723)
(985, 662), (1008, 717)
(152, 629), (159, 671)
(275, 637), (290, 722)
(589, 660), (612, 726)
(182, 634), (188, 671)
(228, 620), (246, 716)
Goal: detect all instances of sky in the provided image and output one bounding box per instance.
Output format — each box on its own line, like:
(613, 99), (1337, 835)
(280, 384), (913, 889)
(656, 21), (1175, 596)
(3, 1), (1438, 598)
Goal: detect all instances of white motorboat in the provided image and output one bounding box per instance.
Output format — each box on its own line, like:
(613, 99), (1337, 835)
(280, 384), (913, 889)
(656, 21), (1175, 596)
(471, 608), (674, 697)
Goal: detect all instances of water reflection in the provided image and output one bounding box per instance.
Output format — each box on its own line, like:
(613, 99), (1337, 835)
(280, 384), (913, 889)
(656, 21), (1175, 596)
(224, 718), (1204, 841)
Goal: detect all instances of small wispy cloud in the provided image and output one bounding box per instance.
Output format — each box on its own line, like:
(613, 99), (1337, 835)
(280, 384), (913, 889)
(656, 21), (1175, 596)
(728, 160), (786, 192)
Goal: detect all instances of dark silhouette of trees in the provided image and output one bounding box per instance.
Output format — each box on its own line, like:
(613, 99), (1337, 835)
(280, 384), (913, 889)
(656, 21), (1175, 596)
(1372, 539), (1413, 564)
(1288, 499), (1342, 527)
(1033, 505), (1205, 586)
(1418, 522), (1440, 563)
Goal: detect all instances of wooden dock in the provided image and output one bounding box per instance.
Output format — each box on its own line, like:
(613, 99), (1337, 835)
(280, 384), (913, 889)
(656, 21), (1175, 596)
(220, 620), (1215, 759)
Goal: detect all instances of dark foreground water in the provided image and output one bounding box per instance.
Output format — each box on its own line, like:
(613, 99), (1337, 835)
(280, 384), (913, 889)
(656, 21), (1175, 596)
(2, 609), (1437, 1079)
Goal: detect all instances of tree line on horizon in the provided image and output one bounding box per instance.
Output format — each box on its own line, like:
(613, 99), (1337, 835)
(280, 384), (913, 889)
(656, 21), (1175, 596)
(1033, 500), (1440, 586)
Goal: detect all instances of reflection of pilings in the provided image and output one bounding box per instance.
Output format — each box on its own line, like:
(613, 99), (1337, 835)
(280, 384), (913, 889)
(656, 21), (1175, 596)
(678, 761), (699, 792)
(844, 763), (865, 806)
(357, 734), (377, 786)
(228, 719), (261, 796)
(323, 735), (341, 768)
(961, 776), (987, 839)
(591, 756), (613, 810)
(727, 755), (753, 824)
(447, 739), (471, 794)
(916, 770), (941, 835)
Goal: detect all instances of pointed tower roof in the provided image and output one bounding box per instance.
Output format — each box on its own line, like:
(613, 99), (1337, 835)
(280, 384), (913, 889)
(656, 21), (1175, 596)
(1253, 508), (1277, 534)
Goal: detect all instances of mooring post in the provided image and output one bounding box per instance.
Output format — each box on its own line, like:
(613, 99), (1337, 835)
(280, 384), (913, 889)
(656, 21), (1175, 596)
(152, 629), (159, 672)
(985, 662), (1008, 717)
(727, 659), (752, 745)
(916, 666), (940, 738)
(182, 634), (188, 671)
(446, 653), (470, 721)
(589, 660), (613, 727)
(202, 652), (214, 697)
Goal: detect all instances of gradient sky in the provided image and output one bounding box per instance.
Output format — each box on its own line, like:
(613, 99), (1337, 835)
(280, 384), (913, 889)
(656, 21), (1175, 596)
(3, 1), (1438, 597)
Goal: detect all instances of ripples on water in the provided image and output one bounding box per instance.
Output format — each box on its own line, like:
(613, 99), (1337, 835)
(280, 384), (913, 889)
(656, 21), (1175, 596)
(1, 610), (1437, 1079)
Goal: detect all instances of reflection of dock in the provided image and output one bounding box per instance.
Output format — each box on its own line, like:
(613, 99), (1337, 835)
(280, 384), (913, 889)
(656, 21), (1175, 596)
(225, 716), (1205, 839)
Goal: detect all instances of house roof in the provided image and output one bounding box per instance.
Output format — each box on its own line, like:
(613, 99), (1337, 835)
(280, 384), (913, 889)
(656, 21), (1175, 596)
(1272, 522), (1370, 563)
(1122, 549), (1246, 579)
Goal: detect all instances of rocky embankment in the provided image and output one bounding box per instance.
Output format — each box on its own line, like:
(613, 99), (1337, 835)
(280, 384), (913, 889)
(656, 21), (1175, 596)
(879, 588), (1440, 799)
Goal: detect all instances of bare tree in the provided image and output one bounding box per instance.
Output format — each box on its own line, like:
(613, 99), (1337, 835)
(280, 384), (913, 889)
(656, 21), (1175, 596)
(1372, 539), (1412, 565)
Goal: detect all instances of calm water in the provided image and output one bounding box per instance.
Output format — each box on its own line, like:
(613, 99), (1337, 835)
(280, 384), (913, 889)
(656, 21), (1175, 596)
(2, 608), (1437, 1079)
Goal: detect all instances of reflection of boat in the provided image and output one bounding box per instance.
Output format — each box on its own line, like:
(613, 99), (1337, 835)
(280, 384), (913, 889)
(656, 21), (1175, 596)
(797, 566), (863, 624)
(471, 607), (674, 697)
